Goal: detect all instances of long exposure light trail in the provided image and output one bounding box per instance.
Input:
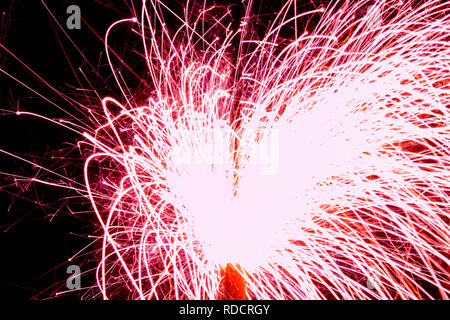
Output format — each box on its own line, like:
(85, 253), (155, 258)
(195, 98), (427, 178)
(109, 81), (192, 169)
(1, 0), (449, 300)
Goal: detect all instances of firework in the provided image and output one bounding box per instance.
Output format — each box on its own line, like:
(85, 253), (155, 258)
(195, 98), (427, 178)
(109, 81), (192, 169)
(2, 0), (450, 299)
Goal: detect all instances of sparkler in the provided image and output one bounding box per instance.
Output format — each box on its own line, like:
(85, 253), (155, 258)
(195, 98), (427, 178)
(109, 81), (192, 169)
(1, 0), (449, 299)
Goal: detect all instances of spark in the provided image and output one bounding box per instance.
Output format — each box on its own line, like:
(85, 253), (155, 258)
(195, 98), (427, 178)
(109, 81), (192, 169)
(2, 0), (450, 299)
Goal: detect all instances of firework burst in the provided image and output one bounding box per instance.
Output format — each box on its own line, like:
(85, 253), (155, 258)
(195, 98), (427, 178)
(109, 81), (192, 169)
(2, 0), (450, 300)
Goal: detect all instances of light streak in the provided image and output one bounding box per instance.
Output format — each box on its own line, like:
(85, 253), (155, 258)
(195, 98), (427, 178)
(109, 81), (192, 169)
(2, 0), (449, 299)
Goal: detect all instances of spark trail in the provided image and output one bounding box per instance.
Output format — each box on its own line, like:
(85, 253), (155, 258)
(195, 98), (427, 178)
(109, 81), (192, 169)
(2, 0), (450, 299)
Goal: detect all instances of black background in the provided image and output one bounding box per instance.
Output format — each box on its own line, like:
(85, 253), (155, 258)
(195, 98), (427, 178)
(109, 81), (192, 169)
(0, 0), (125, 300)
